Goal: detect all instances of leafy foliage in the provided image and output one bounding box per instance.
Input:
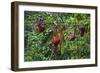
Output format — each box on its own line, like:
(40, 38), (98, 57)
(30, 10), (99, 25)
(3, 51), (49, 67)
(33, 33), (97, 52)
(24, 11), (90, 61)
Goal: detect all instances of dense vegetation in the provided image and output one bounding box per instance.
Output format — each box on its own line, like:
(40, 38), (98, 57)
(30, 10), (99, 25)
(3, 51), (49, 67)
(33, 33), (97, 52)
(24, 11), (90, 61)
